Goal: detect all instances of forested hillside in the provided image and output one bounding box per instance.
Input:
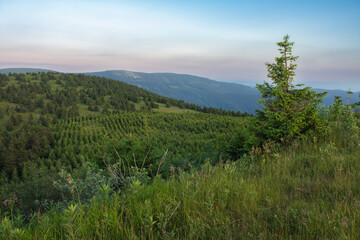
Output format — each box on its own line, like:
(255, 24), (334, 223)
(0, 71), (247, 216)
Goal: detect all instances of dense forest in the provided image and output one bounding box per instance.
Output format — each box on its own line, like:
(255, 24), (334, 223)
(1, 37), (360, 239)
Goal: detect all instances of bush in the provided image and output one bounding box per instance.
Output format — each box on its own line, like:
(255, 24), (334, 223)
(324, 96), (360, 145)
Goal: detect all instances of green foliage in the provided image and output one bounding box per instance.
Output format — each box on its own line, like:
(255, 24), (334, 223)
(255, 35), (326, 141)
(53, 163), (108, 203)
(324, 96), (359, 144)
(0, 72), (245, 180)
(226, 127), (259, 161)
(1, 133), (359, 239)
(0, 162), (61, 215)
(99, 137), (157, 189)
(0, 110), (244, 214)
(327, 96), (358, 130)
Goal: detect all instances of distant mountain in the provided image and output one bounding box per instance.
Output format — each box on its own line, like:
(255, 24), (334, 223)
(1, 68), (358, 113)
(87, 70), (360, 113)
(313, 89), (360, 107)
(87, 70), (261, 113)
(0, 68), (57, 74)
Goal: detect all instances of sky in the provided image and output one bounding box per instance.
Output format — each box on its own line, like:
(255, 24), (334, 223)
(0, 0), (359, 91)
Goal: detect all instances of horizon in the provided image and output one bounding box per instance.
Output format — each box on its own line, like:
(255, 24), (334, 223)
(0, 0), (359, 91)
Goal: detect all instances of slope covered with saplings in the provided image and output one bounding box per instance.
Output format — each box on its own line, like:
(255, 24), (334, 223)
(0, 71), (245, 180)
(0, 71), (247, 217)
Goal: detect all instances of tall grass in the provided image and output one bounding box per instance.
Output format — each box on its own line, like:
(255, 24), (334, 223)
(1, 133), (359, 239)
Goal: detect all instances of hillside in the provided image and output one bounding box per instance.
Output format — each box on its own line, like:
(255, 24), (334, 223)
(0, 71), (242, 155)
(0, 71), (246, 216)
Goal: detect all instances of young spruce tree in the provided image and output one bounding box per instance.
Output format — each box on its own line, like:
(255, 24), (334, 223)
(255, 35), (326, 141)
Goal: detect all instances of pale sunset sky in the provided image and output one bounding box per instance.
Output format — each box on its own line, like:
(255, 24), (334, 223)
(0, 0), (359, 90)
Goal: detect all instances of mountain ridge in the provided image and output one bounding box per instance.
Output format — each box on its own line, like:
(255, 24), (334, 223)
(86, 70), (261, 113)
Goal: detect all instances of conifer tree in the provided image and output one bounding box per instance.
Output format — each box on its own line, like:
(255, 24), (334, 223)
(11, 168), (20, 183)
(0, 170), (7, 185)
(6, 117), (15, 131)
(255, 35), (326, 141)
(346, 88), (353, 106)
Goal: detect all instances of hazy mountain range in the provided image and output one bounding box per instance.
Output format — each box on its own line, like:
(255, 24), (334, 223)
(1, 68), (359, 114)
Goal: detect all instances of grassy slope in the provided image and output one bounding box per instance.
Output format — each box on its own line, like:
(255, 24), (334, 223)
(1, 133), (359, 239)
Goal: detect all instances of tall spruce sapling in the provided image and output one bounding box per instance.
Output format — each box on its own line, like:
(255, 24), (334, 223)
(346, 88), (353, 106)
(255, 35), (326, 141)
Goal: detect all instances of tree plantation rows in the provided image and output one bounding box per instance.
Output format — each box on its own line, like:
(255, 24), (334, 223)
(50, 112), (245, 175)
(1, 111), (245, 181)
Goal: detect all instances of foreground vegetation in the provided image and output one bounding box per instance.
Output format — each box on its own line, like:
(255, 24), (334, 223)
(1, 128), (359, 239)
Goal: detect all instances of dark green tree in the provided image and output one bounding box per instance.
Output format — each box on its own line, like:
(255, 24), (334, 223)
(255, 35), (326, 141)
(6, 116), (15, 131)
(346, 88), (353, 106)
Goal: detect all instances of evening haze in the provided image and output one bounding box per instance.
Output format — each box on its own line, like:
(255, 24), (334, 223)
(0, 0), (359, 91)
